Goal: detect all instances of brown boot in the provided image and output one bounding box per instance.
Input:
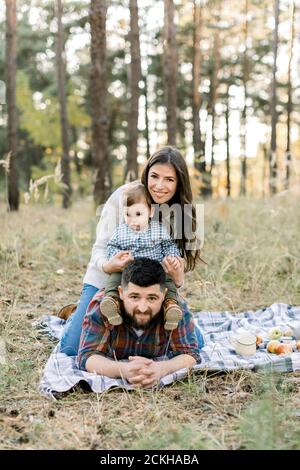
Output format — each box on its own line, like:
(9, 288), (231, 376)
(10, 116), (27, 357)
(163, 299), (182, 331)
(57, 303), (77, 321)
(100, 295), (123, 326)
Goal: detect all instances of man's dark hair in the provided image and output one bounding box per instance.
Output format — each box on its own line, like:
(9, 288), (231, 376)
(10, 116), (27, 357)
(121, 258), (166, 290)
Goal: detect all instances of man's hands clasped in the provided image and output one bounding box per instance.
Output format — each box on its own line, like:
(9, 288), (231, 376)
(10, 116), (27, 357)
(122, 356), (164, 389)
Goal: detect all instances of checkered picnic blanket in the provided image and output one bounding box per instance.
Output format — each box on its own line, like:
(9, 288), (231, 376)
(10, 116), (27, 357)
(35, 302), (300, 400)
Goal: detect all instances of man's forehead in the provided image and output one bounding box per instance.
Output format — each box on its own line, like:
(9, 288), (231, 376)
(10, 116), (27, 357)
(125, 282), (162, 295)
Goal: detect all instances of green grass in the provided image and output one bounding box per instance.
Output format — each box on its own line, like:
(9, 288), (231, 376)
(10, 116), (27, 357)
(237, 373), (300, 449)
(1, 194), (300, 449)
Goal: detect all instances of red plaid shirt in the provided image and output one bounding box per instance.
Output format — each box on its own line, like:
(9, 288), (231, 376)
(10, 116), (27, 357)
(78, 290), (201, 370)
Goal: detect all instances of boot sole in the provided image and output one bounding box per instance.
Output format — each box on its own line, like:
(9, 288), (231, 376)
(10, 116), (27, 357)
(100, 298), (123, 326)
(164, 307), (182, 330)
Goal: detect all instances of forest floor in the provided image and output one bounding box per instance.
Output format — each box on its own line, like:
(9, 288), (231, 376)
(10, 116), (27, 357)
(1, 193), (300, 450)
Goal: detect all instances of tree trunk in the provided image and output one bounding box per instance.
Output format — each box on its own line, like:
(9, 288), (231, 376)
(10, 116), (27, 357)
(225, 85), (231, 197)
(164, 0), (177, 146)
(262, 144), (268, 198)
(56, 0), (72, 208)
(211, 24), (220, 174)
(204, 17), (220, 198)
(269, 0), (280, 195)
(192, 0), (204, 174)
(240, 0), (249, 196)
(285, 0), (295, 190)
(126, 0), (141, 181)
(143, 71), (150, 159)
(90, 0), (110, 205)
(71, 126), (81, 175)
(5, 0), (19, 211)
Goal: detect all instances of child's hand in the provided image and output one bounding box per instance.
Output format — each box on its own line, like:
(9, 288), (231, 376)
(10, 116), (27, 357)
(162, 255), (184, 288)
(118, 251), (134, 267)
(103, 251), (134, 273)
(165, 255), (180, 270)
(120, 251), (132, 260)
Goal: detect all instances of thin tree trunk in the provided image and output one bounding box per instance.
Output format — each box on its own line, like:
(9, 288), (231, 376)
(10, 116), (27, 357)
(56, 0), (71, 208)
(126, 0), (141, 181)
(143, 71), (150, 159)
(225, 85), (231, 197)
(71, 126), (81, 175)
(90, 0), (110, 205)
(211, 106), (216, 171)
(240, 0), (249, 196)
(205, 18), (220, 197)
(285, 0), (295, 190)
(212, 21), (221, 172)
(164, 0), (177, 146)
(5, 0), (19, 211)
(192, 0), (204, 174)
(263, 144), (268, 198)
(269, 0), (280, 195)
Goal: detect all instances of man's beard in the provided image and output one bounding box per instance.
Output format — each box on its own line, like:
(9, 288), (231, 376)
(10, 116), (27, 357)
(121, 305), (162, 330)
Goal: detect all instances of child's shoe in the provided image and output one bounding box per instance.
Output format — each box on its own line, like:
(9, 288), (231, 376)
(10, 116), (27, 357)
(163, 299), (182, 330)
(100, 296), (123, 326)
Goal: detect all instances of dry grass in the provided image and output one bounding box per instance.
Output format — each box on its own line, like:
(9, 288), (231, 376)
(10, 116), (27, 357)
(1, 194), (300, 450)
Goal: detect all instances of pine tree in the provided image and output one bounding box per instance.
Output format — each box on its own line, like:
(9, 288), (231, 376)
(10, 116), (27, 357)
(5, 0), (19, 211)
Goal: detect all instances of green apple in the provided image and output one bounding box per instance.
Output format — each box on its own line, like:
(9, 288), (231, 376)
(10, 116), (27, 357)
(268, 327), (283, 340)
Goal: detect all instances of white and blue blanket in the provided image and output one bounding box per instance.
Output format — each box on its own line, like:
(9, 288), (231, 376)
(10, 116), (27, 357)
(34, 303), (300, 400)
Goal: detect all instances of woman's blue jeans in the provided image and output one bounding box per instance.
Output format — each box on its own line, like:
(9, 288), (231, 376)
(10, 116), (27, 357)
(60, 283), (99, 356)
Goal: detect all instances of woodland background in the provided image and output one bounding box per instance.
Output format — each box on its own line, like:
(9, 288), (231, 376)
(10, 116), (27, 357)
(1, 0), (300, 451)
(1, 0), (300, 208)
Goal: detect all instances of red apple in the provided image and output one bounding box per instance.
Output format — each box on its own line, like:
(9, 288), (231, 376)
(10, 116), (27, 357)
(256, 335), (263, 345)
(267, 340), (280, 353)
(275, 343), (293, 355)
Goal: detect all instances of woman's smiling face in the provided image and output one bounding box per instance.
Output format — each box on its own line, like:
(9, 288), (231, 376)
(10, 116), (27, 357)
(147, 163), (178, 204)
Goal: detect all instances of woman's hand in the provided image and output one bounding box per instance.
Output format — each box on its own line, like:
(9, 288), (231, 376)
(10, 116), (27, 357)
(165, 255), (181, 270)
(102, 251), (134, 274)
(162, 255), (184, 287)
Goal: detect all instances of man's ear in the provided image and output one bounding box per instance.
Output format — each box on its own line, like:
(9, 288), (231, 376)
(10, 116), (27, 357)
(163, 287), (168, 298)
(118, 286), (124, 300)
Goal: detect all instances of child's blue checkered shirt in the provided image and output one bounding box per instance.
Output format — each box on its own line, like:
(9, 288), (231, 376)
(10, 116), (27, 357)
(106, 220), (181, 261)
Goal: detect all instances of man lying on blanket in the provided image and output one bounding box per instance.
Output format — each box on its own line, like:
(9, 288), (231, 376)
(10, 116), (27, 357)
(78, 257), (201, 389)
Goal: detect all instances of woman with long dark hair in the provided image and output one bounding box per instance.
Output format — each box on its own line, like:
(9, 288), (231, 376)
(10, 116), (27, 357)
(60, 146), (203, 355)
(141, 146), (202, 272)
